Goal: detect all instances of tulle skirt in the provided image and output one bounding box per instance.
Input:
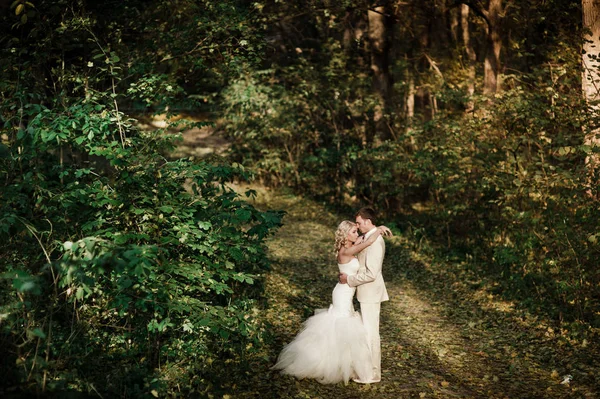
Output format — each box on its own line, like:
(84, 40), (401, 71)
(272, 305), (373, 384)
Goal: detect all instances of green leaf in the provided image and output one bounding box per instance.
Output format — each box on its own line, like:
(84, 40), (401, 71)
(229, 247), (244, 261)
(198, 221), (212, 230)
(114, 234), (128, 245)
(28, 328), (46, 340)
(159, 205), (174, 214)
(218, 329), (230, 339)
(182, 320), (194, 333)
(235, 208), (252, 222)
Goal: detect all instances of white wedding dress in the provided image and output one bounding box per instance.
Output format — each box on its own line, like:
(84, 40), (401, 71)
(272, 258), (373, 384)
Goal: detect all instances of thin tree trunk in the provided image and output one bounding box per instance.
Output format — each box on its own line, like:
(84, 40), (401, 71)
(582, 0), (600, 181)
(405, 69), (415, 122)
(416, 86), (434, 122)
(430, 91), (438, 116)
(343, 7), (367, 56)
(368, 3), (393, 142)
(483, 0), (503, 95)
(450, 5), (460, 43)
(343, 9), (354, 50)
(462, 4), (477, 111)
(405, 66), (416, 148)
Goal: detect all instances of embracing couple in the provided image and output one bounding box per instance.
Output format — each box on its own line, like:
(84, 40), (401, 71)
(273, 207), (390, 384)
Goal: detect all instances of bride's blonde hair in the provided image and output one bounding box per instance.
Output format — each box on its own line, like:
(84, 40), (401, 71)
(334, 220), (356, 253)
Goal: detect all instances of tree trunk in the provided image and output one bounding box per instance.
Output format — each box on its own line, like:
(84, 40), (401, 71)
(343, 7), (368, 58)
(368, 2), (393, 142)
(404, 65), (416, 148)
(462, 4), (477, 111)
(483, 0), (503, 95)
(416, 86), (434, 122)
(582, 0), (600, 180)
(343, 8), (354, 50)
(405, 69), (415, 122)
(449, 5), (460, 44)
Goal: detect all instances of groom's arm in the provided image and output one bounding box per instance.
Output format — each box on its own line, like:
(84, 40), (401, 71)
(347, 237), (384, 287)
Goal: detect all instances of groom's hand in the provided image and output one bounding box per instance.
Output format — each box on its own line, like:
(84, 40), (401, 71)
(338, 273), (348, 284)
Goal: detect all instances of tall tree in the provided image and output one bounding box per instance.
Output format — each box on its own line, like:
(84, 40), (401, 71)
(461, 4), (477, 110)
(368, 1), (394, 141)
(582, 0), (600, 178)
(483, 0), (503, 95)
(460, 0), (504, 95)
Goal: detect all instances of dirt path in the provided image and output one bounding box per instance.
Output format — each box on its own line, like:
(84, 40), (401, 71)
(164, 123), (597, 398)
(137, 113), (230, 158)
(229, 186), (598, 399)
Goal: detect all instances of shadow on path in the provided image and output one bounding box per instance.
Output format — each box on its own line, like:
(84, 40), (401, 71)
(229, 185), (598, 399)
(158, 114), (598, 398)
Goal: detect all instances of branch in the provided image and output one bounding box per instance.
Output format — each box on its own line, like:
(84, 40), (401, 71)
(82, 18), (126, 149)
(424, 53), (444, 80)
(21, 219), (51, 264)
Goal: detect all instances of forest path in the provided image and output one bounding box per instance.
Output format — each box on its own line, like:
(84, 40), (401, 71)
(137, 113), (230, 158)
(162, 116), (597, 398)
(228, 185), (597, 399)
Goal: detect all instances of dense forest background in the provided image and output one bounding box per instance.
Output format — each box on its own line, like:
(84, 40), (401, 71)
(1, 0), (599, 397)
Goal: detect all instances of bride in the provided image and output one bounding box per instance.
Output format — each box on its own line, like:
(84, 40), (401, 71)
(272, 221), (390, 384)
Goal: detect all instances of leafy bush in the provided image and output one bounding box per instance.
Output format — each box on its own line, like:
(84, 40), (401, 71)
(223, 34), (600, 328)
(0, 0), (281, 396)
(0, 99), (282, 396)
(347, 70), (600, 326)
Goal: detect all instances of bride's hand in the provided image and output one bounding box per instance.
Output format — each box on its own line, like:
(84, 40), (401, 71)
(377, 225), (393, 237)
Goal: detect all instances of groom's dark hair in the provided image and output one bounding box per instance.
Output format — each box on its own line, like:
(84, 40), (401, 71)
(356, 207), (377, 225)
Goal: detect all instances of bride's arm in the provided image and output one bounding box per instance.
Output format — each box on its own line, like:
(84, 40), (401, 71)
(377, 225), (393, 237)
(340, 225), (392, 257)
(339, 230), (381, 257)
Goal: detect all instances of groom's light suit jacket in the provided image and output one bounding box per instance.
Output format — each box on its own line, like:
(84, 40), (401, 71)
(347, 227), (389, 303)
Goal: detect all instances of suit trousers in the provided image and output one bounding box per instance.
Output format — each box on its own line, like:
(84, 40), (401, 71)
(359, 302), (381, 380)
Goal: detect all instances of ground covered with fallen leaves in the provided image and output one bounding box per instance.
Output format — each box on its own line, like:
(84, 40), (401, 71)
(216, 184), (599, 399)
(220, 185), (600, 399)
(159, 118), (600, 399)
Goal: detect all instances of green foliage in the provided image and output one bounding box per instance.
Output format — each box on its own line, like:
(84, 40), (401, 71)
(1, 0), (598, 395)
(1, 100), (283, 395)
(0, 0), (280, 397)
(337, 66), (600, 326)
(222, 41), (377, 197)
(222, 0), (600, 332)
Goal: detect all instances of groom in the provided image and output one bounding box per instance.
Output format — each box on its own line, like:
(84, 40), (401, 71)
(339, 207), (389, 384)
